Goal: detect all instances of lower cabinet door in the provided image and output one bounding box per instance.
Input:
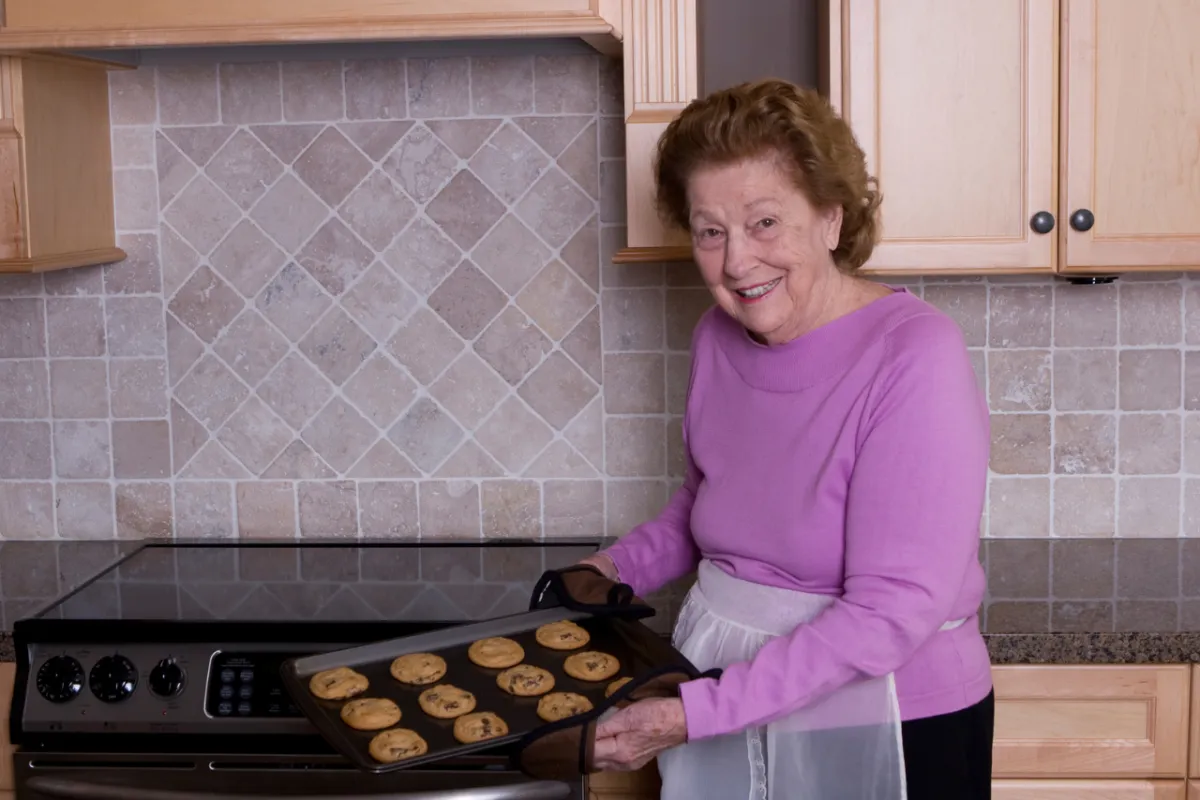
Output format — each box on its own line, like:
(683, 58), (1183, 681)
(992, 779), (1186, 799)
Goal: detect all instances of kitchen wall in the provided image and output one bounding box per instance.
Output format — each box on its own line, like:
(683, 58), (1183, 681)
(0, 52), (1197, 629)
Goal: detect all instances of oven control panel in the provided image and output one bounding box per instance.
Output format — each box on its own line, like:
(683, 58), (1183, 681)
(19, 643), (318, 735)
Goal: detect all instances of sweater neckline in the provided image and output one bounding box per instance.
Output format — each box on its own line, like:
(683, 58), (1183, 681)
(711, 286), (914, 391)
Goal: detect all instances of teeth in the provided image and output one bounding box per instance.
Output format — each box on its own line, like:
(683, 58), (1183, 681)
(737, 279), (779, 299)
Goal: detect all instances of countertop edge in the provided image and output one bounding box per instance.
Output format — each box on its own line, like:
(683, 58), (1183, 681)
(5, 632), (1200, 665)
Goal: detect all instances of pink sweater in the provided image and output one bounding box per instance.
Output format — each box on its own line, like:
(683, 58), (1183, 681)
(603, 288), (993, 742)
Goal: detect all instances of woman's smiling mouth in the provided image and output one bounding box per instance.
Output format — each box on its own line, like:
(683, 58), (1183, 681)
(734, 278), (781, 302)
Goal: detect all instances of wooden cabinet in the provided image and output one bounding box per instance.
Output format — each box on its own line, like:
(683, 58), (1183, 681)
(993, 780), (1186, 799)
(0, 1), (623, 52)
(829, 0), (1200, 276)
(992, 665), (1190, 779)
(0, 54), (125, 274)
(587, 763), (661, 799)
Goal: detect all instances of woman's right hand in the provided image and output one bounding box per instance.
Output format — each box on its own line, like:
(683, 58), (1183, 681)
(578, 552), (619, 581)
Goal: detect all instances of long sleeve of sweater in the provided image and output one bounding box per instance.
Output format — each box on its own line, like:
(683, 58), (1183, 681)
(677, 313), (990, 740)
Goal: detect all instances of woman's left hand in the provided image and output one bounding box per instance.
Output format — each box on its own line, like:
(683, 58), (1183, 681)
(593, 697), (688, 771)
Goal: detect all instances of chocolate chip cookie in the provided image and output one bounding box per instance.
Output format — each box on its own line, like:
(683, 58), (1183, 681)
(496, 663), (555, 697)
(417, 684), (476, 719)
(389, 652), (447, 686)
(453, 711), (509, 744)
(535, 620), (591, 651)
(339, 697), (402, 731)
(308, 666), (369, 700)
(467, 637), (525, 669)
(563, 651), (620, 682)
(605, 676), (633, 698)
(537, 691), (594, 722)
(368, 728), (428, 763)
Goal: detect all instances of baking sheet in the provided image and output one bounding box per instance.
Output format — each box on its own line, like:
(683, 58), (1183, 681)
(279, 607), (692, 773)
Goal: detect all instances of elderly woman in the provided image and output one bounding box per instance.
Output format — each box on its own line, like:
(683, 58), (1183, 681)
(584, 79), (993, 799)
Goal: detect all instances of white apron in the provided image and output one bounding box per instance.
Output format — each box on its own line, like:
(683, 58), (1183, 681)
(657, 559), (958, 800)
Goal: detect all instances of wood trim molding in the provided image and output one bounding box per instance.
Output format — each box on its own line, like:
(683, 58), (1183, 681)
(0, 14), (619, 50)
(0, 246), (126, 274)
(611, 245), (693, 264)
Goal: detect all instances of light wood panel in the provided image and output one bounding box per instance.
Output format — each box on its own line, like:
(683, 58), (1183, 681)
(994, 780), (1186, 799)
(615, 0), (698, 263)
(0, 0), (620, 50)
(1190, 780), (1200, 800)
(0, 54), (125, 273)
(992, 665), (1190, 779)
(1059, 0), (1200, 273)
(588, 763), (661, 799)
(831, 0), (1058, 275)
(1190, 668), (1200, 779)
(1, 662), (15, 792)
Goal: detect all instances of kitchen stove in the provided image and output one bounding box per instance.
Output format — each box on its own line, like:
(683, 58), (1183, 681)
(8, 538), (602, 799)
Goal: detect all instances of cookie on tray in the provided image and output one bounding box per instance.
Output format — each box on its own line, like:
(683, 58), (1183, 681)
(417, 684), (477, 719)
(496, 663), (555, 697)
(605, 676), (633, 698)
(467, 636), (525, 669)
(308, 666), (369, 700)
(453, 711), (509, 744)
(563, 651), (621, 682)
(537, 691), (594, 722)
(389, 652), (447, 685)
(534, 620), (591, 650)
(368, 728), (429, 763)
(339, 697), (402, 731)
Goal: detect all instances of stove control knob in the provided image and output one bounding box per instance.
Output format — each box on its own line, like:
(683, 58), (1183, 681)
(89, 655), (138, 703)
(149, 658), (185, 698)
(36, 655), (84, 703)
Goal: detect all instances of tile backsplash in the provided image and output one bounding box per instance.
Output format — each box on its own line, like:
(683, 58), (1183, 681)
(0, 52), (1197, 545)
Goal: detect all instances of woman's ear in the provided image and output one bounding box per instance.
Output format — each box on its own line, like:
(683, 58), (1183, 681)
(821, 205), (844, 252)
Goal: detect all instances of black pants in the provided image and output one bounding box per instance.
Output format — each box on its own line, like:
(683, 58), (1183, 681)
(902, 689), (995, 799)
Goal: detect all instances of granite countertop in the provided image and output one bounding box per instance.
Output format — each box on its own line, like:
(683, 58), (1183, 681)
(4, 631), (1200, 666)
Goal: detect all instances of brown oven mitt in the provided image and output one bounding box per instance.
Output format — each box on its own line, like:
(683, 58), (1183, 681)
(513, 662), (723, 781)
(529, 564), (655, 621)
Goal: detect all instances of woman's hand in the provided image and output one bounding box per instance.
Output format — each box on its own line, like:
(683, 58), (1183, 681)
(593, 698), (688, 772)
(577, 553), (619, 581)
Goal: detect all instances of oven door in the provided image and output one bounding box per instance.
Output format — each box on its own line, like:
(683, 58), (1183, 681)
(15, 752), (580, 800)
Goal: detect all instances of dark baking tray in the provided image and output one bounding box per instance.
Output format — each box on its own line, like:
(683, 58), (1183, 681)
(280, 606), (692, 774)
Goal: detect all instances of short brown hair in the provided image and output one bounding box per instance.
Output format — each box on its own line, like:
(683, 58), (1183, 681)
(654, 78), (880, 272)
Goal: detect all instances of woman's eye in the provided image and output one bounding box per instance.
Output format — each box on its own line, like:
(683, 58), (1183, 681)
(699, 228), (722, 239)
(758, 218), (777, 229)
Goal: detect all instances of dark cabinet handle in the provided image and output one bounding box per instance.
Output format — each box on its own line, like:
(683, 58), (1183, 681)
(1029, 211), (1055, 234)
(1069, 209), (1095, 232)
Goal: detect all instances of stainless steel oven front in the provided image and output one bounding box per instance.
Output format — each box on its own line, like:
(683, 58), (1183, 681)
(15, 751), (582, 799)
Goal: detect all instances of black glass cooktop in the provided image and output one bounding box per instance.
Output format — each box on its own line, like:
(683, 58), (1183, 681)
(33, 540), (600, 624)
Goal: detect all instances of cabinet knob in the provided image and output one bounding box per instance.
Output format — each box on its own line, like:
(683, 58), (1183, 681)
(1069, 209), (1095, 232)
(1029, 211), (1055, 234)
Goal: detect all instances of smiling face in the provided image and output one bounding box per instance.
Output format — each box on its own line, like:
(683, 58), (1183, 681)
(687, 154), (845, 345)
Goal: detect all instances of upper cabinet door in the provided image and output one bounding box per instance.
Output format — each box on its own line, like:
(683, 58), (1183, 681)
(1061, 0), (1200, 272)
(833, 0), (1058, 275)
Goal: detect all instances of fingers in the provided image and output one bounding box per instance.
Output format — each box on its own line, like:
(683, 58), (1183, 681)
(595, 707), (634, 738)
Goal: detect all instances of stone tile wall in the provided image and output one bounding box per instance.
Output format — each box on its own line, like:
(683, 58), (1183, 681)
(0, 52), (1197, 554)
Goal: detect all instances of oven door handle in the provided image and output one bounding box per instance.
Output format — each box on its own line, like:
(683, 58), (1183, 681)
(24, 776), (574, 800)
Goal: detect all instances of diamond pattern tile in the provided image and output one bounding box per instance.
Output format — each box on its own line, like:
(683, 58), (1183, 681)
(384, 125), (459, 204)
(342, 354), (417, 428)
(216, 396), (293, 475)
(210, 220), (288, 299)
(389, 397), (464, 473)
(256, 263), (332, 342)
(257, 353), (334, 430)
(294, 127), (372, 207)
(297, 218), (374, 296)
(428, 119), (501, 158)
(301, 397), (378, 474)
(473, 214), (551, 295)
(174, 354), (249, 430)
(163, 176), (241, 255)
(517, 351), (598, 430)
(515, 116), (591, 158)
(339, 120), (414, 161)
(163, 125), (236, 166)
(156, 133), (195, 209)
(430, 351), (510, 430)
(206, 129), (285, 210)
(250, 123), (324, 164)
(468, 122), (549, 205)
(516, 167), (593, 248)
(425, 172), (506, 250)
(168, 266), (243, 343)
(474, 306), (552, 385)
(428, 261), (507, 340)
(517, 260), (596, 341)
(339, 170), (416, 251)
(340, 261), (419, 341)
(384, 218), (462, 295)
(212, 309), (288, 386)
(474, 396), (553, 472)
(387, 307), (464, 386)
(249, 174), (328, 254)
(298, 308), (377, 386)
